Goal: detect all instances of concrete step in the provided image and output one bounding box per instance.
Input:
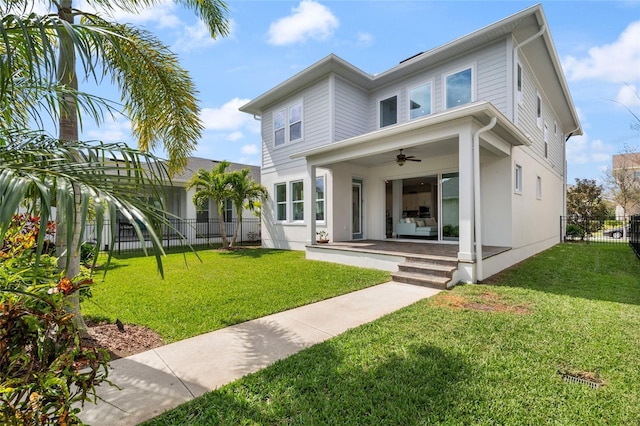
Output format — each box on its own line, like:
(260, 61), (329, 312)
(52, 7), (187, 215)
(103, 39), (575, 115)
(398, 262), (456, 277)
(404, 255), (458, 269)
(391, 271), (451, 290)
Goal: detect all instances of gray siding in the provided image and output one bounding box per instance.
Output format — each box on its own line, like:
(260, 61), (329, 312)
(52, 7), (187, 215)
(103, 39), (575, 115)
(476, 40), (507, 113)
(261, 79), (331, 171)
(334, 77), (370, 141)
(516, 58), (564, 176)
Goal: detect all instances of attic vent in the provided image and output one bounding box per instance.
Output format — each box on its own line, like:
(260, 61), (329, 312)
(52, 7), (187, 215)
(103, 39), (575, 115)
(559, 371), (604, 389)
(399, 51), (424, 64)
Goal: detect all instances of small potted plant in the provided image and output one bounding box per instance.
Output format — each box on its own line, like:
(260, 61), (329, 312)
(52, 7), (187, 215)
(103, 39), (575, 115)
(316, 230), (330, 243)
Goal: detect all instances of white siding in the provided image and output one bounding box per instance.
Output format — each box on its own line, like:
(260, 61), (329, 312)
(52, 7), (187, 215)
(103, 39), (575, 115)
(477, 40), (508, 113)
(261, 79), (331, 172)
(334, 77), (371, 141)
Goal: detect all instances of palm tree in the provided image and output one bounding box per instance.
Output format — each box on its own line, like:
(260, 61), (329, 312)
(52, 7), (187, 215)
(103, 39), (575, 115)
(1, 2), (229, 331)
(228, 168), (268, 247)
(186, 161), (234, 249)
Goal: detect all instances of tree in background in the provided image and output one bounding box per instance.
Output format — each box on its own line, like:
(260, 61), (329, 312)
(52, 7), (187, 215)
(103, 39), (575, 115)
(605, 146), (640, 220)
(1, 1), (229, 332)
(187, 161), (234, 249)
(567, 178), (610, 238)
(228, 168), (268, 247)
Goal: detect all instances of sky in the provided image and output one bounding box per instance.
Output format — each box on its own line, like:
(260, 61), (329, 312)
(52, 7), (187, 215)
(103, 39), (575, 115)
(45, 0), (640, 183)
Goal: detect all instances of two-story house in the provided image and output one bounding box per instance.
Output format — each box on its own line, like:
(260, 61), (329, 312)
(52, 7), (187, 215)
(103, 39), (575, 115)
(240, 4), (581, 286)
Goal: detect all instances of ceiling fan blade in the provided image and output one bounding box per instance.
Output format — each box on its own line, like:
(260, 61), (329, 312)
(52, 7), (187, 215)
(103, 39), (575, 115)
(407, 158), (422, 162)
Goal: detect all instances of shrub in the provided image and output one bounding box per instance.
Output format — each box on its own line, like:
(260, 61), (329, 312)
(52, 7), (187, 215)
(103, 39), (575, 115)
(0, 215), (110, 425)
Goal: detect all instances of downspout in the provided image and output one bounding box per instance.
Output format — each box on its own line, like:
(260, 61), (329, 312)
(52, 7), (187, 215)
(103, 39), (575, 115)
(513, 25), (546, 122)
(473, 116), (497, 282)
(562, 130), (579, 239)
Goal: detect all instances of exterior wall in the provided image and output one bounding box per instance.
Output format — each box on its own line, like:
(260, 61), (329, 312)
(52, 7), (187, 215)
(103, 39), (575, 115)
(479, 150), (512, 247)
(334, 76), (371, 141)
(366, 40), (508, 130)
(261, 79), (331, 172)
(516, 56), (565, 177)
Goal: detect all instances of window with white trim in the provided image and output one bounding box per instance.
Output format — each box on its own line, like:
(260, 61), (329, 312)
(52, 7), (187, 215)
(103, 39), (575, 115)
(273, 101), (303, 146)
(409, 82), (432, 119)
(536, 93), (542, 128)
(517, 64), (523, 103)
(544, 122), (549, 158)
(196, 199), (209, 223)
(515, 164), (523, 194)
(316, 176), (325, 222)
(291, 181), (304, 221)
(536, 176), (542, 200)
(379, 95), (398, 127)
(289, 103), (302, 141)
(275, 183), (286, 221)
(274, 110), (285, 146)
(445, 67), (473, 109)
(224, 199), (233, 222)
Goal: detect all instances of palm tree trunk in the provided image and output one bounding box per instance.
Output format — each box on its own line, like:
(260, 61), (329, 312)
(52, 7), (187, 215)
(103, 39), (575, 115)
(230, 206), (243, 247)
(217, 203), (229, 248)
(56, 0), (88, 335)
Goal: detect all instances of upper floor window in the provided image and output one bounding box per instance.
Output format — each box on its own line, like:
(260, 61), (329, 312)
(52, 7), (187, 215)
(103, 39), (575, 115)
(275, 183), (286, 221)
(273, 101), (303, 147)
(409, 82), (432, 119)
(536, 93), (542, 128)
(445, 67), (473, 109)
(379, 95), (398, 127)
(517, 64), (523, 103)
(544, 122), (549, 158)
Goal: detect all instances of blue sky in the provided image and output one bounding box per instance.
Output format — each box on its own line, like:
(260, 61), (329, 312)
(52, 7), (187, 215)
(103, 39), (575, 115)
(67, 1), (640, 183)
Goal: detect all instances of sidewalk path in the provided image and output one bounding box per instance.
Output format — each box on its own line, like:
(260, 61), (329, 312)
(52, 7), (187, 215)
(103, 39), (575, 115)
(79, 282), (441, 425)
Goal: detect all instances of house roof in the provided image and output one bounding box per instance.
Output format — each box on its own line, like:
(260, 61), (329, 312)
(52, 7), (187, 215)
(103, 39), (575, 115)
(239, 4), (581, 136)
(170, 157), (261, 185)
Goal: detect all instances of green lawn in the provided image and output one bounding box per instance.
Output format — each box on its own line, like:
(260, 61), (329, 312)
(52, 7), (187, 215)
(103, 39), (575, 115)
(82, 248), (390, 343)
(143, 244), (640, 425)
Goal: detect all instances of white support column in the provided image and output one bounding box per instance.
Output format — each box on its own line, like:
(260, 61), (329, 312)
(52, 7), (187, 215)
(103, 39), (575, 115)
(392, 179), (403, 238)
(185, 188), (198, 219)
(305, 163), (317, 245)
(458, 126), (475, 263)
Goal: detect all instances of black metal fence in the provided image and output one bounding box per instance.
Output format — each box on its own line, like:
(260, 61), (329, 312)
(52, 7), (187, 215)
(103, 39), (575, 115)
(560, 215), (639, 251)
(83, 218), (261, 254)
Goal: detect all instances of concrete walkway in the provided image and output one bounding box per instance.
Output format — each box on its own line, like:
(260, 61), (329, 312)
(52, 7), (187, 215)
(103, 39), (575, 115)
(78, 282), (441, 425)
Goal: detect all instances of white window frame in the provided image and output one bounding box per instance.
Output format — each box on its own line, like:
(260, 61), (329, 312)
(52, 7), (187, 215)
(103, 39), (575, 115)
(275, 182), (287, 222)
(536, 92), (543, 129)
(273, 100), (303, 147)
(223, 199), (233, 222)
(544, 122), (549, 158)
(516, 63), (523, 104)
(378, 93), (399, 128)
(536, 176), (542, 200)
(315, 176), (325, 223)
(291, 180), (304, 222)
(288, 102), (303, 142)
(515, 164), (523, 194)
(408, 81), (433, 120)
(444, 64), (476, 110)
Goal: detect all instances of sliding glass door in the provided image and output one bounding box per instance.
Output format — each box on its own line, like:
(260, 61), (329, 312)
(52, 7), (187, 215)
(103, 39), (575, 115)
(440, 172), (459, 241)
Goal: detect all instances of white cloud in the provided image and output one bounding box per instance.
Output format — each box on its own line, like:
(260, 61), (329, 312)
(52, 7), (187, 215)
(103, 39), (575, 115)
(226, 132), (243, 142)
(566, 133), (612, 165)
(241, 144), (259, 155)
(563, 20), (640, 83)
(268, 0), (339, 46)
(173, 18), (235, 52)
(84, 118), (132, 144)
(201, 98), (254, 131)
(356, 32), (374, 47)
(616, 84), (640, 106)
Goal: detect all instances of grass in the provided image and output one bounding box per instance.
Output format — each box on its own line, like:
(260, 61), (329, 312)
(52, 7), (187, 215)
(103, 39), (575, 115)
(81, 248), (390, 343)
(143, 243), (640, 425)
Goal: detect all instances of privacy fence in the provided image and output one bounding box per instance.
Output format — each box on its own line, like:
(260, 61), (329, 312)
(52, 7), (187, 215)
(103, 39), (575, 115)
(561, 215), (640, 259)
(83, 218), (261, 255)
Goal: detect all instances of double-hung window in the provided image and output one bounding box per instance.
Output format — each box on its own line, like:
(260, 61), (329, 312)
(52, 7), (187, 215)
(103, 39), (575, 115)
(536, 93), (543, 128)
(274, 110), (286, 146)
(445, 67), (473, 109)
(291, 181), (304, 221)
(316, 176), (325, 222)
(544, 122), (549, 158)
(517, 64), (523, 103)
(223, 199), (233, 222)
(275, 183), (286, 221)
(409, 82), (432, 119)
(379, 95), (398, 127)
(273, 101), (303, 146)
(536, 176), (542, 200)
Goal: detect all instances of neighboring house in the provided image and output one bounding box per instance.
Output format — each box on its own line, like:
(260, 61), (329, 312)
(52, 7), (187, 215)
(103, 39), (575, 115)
(240, 5), (581, 284)
(611, 152), (640, 217)
(90, 156), (262, 250)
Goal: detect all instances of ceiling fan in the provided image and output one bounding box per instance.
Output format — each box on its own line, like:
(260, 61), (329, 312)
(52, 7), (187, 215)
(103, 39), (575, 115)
(395, 149), (421, 166)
